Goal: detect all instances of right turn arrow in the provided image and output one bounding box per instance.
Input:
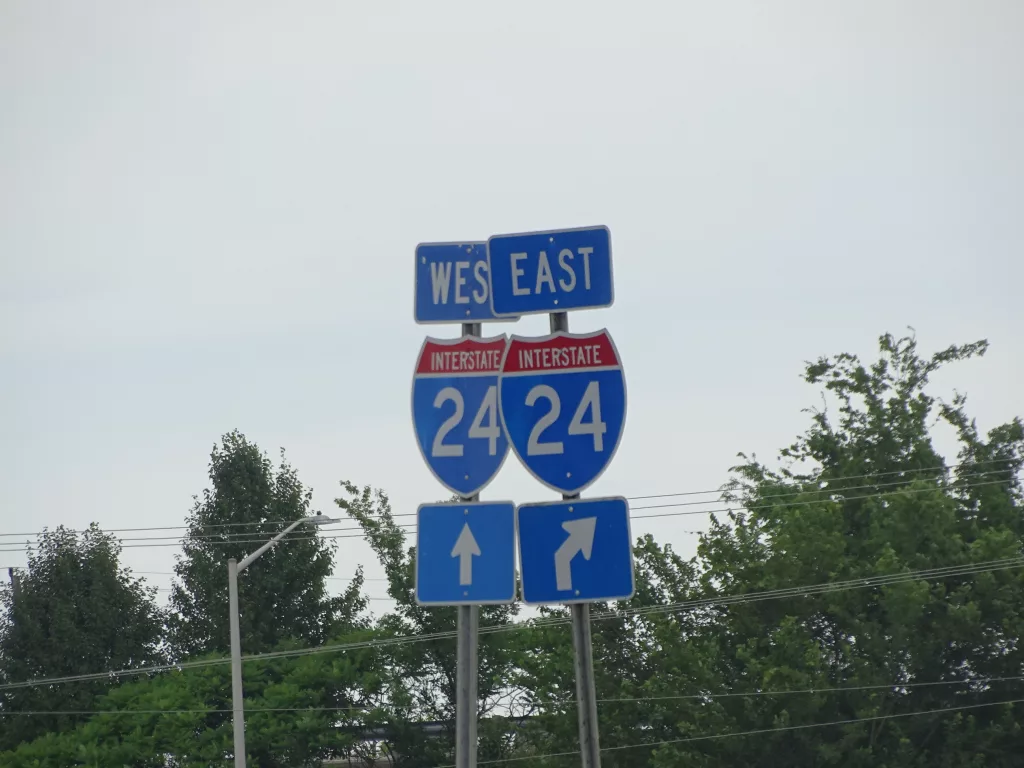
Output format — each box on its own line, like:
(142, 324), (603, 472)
(554, 517), (597, 591)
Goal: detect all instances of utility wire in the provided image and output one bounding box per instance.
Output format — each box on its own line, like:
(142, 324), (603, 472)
(628, 457), (1016, 500)
(564, 558), (1024, 626)
(450, 696), (1024, 767)
(164, 558), (1024, 664)
(131, 573), (391, 585)
(21, 469), (1005, 543)
(0, 475), (1011, 555)
(146, 587), (397, 602)
(598, 674), (1024, 703)
(1, 556), (1019, 692)
(1, 458), (1014, 540)
(5, 560), (1018, 687)
(2, 675), (1022, 717)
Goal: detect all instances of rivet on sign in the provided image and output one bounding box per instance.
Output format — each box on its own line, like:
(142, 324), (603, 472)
(553, 299), (559, 305)
(549, 236), (554, 242)
(566, 472), (572, 477)
(466, 247), (472, 253)
(464, 591), (469, 596)
(465, 474), (470, 480)
(466, 310), (471, 316)
(575, 590), (580, 596)
(464, 509), (469, 515)
(421, 257), (426, 264)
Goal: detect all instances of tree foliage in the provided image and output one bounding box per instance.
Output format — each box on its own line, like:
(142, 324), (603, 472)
(644, 334), (1023, 767)
(168, 430), (350, 659)
(490, 333), (1024, 767)
(0, 627), (388, 768)
(2, 333), (1021, 766)
(0, 525), (165, 751)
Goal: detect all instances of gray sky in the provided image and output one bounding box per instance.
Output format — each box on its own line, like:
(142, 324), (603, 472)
(2, 1), (1022, 608)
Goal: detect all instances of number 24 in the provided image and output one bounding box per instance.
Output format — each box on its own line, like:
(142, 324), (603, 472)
(431, 386), (500, 458)
(526, 381), (607, 456)
(430, 381), (608, 459)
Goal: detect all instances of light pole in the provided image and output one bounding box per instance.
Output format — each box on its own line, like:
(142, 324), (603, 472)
(228, 511), (338, 768)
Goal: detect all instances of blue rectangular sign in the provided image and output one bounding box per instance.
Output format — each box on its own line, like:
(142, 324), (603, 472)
(415, 501), (517, 605)
(487, 226), (613, 317)
(415, 242), (511, 324)
(516, 496), (634, 605)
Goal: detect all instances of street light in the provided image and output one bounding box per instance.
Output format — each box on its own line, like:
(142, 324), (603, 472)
(228, 512), (339, 768)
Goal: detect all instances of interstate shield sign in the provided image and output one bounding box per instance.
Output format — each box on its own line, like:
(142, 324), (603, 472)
(411, 335), (510, 497)
(498, 329), (626, 495)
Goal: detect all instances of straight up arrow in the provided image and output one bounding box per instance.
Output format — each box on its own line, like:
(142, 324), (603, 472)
(451, 523), (481, 586)
(554, 517), (597, 591)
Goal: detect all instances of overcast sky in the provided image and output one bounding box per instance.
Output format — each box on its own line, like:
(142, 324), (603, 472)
(2, 2), (1022, 608)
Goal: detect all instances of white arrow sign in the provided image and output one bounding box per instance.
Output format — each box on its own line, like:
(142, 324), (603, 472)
(554, 517), (597, 591)
(451, 523), (481, 586)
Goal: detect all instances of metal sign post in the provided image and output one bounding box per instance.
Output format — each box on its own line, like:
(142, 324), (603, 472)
(487, 226), (627, 768)
(456, 599), (479, 768)
(572, 603), (601, 768)
(416, 496), (516, 768)
(457, 320), (481, 768)
(415, 237), (519, 768)
(516, 494), (633, 768)
(552, 311), (601, 768)
(416, 226), (627, 768)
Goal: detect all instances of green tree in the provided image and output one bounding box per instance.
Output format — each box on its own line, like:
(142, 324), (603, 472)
(168, 430), (346, 659)
(5, 334), (1019, 767)
(512, 333), (1023, 767)
(0, 622), (389, 768)
(648, 334), (1023, 767)
(0, 524), (165, 751)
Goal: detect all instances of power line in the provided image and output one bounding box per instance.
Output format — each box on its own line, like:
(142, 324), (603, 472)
(136, 572), (392, 583)
(452, 696), (1024, 767)
(597, 673), (1024, 703)
(1, 555), (1019, 692)
(41, 471), (1011, 543)
(627, 457), (1016, 500)
(0, 475), (1011, 555)
(629, 473), (1011, 514)
(225, 558), (1024, 665)
(2, 675), (1021, 717)
(579, 558), (1024, 625)
(1, 458), (1014, 541)
(0, 524), (704, 553)
(7, 559), (1019, 689)
(146, 586), (399, 602)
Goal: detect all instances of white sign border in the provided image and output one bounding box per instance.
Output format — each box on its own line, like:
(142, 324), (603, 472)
(485, 225), (615, 318)
(410, 334), (513, 498)
(414, 500), (519, 606)
(414, 240), (518, 325)
(514, 495), (636, 606)
(497, 328), (627, 497)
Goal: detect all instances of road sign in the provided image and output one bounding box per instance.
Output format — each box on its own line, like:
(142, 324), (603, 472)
(517, 496), (634, 605)
(416, 501), (517, 605)
(415, 242), (514, 324)
(487, 226), (613, 317)
(498, 329), (626, 495)
(412, 335), (510, 497)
